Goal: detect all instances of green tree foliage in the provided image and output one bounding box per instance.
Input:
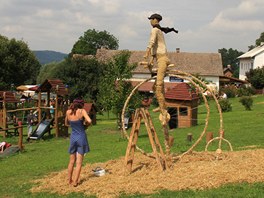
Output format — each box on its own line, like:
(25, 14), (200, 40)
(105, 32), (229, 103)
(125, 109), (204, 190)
(218, 48), (244, 78)
(71, 29), (119, 56)
(97, 50), (140, 118)
(58, 57), (105, 101)
(0, 35), (41, 90)
(248, 32), (264, 50)
(255, 32), (264, 46)
(37, 57), (105, 101)
(37, 62), (63, 83)
(246, 67), (264, 89)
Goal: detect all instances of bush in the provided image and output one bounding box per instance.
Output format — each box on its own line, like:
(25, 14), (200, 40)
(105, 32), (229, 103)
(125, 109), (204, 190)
(218, 98), (232, 112)
(239, 96), (253, 110)
(220, 85), (238, 98)
(237, 85), (255, 97)
(246, 67), (264, 89)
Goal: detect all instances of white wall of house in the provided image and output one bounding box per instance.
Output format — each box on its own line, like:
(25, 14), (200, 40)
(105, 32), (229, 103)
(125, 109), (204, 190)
(131, 73), (220, 91)
(239, 59), (253, 80)
(201, 76), (220, 91)
(254, 53), (264, 69)
(238, 44), (264, 80)
(132, 73), (151, 79)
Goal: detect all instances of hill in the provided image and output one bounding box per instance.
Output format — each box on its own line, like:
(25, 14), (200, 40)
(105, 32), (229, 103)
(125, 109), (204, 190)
(33, 50), (68, 65)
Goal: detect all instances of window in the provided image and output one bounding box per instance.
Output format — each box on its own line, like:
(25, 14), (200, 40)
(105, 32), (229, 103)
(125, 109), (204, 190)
(179, 107), (188, 116)
(169, 76), (183, 82)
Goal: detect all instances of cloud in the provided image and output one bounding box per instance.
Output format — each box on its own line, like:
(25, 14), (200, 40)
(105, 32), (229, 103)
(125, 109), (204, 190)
(88, 0), (120, 14)
(0, 0), (263, 53)
(35, 9), (54, 18)
(209, 0), (264, 31)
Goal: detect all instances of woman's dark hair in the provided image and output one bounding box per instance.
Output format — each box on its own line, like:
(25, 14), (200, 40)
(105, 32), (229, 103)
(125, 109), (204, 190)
(70, 99), (84, 115)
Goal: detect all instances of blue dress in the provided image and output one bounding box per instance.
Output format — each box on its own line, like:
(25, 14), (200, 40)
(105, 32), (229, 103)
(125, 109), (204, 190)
(68, 119), (90, 155)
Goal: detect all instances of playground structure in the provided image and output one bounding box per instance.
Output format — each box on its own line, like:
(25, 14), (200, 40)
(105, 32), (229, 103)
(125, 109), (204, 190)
(0, 91), (20, 138)
(0, 91), (24, 150)
(34, 79), (69, 138)
(122, 70), (233, 173)
(0, 79), (69, 141)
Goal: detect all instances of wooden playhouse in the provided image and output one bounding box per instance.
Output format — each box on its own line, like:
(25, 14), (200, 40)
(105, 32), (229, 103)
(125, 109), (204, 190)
(35, 79), (69, 137)
(165, 82), (199, 129)
(0, 91), (20, 137)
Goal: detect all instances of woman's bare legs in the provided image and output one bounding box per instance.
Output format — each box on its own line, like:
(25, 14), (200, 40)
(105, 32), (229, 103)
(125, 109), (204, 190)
(68, 153), (76, 184)
(73, 152), (84, 186)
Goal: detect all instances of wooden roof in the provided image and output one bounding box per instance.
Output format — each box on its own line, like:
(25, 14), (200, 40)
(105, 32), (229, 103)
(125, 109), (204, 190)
(219, 75), (248, 84)
(83, 103), (96, 113)
(130, 81), (178, 92)
(96, 48), (223, 76)
(0, 91), (19, 103)
(165, 83), (199, 101)
(36, 79), (68, 95)
(130, 81), (199, 101)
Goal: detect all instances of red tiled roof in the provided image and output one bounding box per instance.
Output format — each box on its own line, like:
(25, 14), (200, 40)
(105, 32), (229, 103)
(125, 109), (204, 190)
(165, 83), (199, 101)
(0, 91), (19, 103)
(130, 81), (199, 100)
(83, 103), (94, 113)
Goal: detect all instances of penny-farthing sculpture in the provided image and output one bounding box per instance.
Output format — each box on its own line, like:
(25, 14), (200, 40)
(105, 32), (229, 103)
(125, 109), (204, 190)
(122, 70), (233, 173)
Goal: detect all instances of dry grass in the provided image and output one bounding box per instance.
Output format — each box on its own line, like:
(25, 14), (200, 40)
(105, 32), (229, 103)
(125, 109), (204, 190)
(31, 149), (264, 198)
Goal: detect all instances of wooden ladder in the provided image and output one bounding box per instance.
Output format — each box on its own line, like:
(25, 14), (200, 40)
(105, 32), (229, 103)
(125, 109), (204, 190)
(124, 107), (167, 173)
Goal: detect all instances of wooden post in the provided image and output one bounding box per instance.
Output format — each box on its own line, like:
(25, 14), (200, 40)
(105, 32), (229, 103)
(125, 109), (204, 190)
(55, 93), (59, 137)
(219, 130), (224, 138)
(2, 92), (7, 138)
(38, 92), (42, 122)
(18, 121), (23, 150)
(187, 133), (193, 142)
(206, 132), (213, 143)
(124, 109), (141, 173)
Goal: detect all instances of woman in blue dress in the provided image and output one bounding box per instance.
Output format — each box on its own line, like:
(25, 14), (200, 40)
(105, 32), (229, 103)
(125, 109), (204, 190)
(65, 99), (92, 187)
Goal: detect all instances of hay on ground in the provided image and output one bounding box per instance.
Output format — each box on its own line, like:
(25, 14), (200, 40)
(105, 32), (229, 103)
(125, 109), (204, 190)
(31, 149), (264, 198)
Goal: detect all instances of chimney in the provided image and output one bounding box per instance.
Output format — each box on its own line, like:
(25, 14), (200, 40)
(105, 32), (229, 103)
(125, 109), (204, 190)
(176, 48), (180, 53)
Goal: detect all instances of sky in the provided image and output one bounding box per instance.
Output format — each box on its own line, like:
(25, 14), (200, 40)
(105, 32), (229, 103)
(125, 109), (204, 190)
(0, 0), (263, 54)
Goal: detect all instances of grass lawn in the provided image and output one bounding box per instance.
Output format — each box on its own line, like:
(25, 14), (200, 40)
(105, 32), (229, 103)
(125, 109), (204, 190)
(0, 95), (264, 197)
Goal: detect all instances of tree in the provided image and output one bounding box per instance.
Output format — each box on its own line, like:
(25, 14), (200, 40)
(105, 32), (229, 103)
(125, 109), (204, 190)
(70, 29), (119, 56)
(255, 32), (264, 46)
(37, 29), (120, 103)
(248, 32), (264, 50)
(97, 50), (140, 118)
(37, 57), (105, 102)
(218, 48), (244, 78)
(37, 62), (63, 84)
(0, 35), (41, 90)
(56, 57), (105, 101)
(246, 67), (264, 89)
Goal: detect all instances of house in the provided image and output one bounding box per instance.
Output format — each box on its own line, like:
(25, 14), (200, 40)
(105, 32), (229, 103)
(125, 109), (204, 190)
(96, 48), (224, 91)
(238, 43), (264, 80)
(165, 83), (199, 128)
(223, 65), (233, 77)
(129, 81), (199, 128)
(96, 48), (223, 128)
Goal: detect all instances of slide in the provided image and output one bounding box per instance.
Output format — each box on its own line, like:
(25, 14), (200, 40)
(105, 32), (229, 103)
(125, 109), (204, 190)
(29, 118), (54, 140)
